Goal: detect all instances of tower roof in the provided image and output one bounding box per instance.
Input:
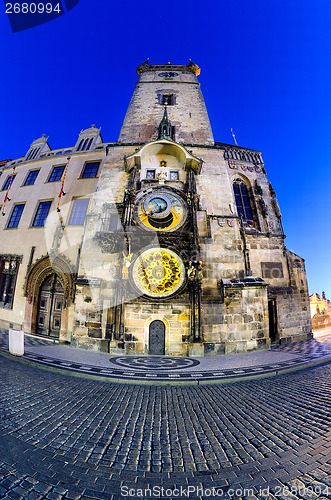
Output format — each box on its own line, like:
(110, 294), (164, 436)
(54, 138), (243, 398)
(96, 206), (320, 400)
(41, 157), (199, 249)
(136, 60), (200, 76)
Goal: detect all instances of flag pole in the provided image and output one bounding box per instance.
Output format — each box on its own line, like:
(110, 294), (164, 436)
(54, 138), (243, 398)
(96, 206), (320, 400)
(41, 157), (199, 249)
(57, 157), (71, 212)
(231, 128), (238, 146)
(1, 166), (16, 216)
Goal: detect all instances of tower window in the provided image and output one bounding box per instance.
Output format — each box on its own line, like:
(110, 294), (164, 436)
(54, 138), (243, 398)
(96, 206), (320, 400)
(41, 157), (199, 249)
(146, 170), (156, 179)
(7, 204), (25, 228)
(161, 94), (174, 105)
(169, 171), (179, 180)
(81, 162), (100, 178)
(32, 201), (52, 227)
(233, 180), (254, 224)
(69, 198), (89, 225)
(48, 166), (65, 182)
(24, 170), (40, 186)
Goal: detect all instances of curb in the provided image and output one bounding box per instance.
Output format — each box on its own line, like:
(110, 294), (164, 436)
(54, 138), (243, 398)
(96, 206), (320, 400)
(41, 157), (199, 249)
(1, 349), (331, 386)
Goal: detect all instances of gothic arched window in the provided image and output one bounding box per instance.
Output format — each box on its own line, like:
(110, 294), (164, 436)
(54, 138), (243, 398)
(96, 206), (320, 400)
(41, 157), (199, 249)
(233, 179), (254, 225)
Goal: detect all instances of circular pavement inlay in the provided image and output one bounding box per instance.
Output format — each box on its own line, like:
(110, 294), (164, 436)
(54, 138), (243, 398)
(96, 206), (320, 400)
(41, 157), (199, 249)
(110, 356), (200, 371)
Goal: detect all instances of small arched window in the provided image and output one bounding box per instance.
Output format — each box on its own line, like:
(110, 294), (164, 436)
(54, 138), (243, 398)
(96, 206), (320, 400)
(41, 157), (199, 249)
(233, 179), (254, 225)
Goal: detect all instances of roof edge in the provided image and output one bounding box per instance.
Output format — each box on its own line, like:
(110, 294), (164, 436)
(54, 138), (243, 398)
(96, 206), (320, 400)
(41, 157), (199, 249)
(136, 60), (200, 76)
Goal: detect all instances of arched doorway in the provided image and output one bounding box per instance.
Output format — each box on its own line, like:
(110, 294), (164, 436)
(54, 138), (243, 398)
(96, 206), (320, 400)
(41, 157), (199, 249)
(37, 274), (64, 337)
(149, 320), (165, 355)
(268, 298), (278, 343)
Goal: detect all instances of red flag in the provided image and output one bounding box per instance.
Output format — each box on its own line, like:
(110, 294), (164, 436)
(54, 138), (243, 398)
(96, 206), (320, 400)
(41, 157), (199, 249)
(57, 157), (70, 212)
(1, 166), (16, 216)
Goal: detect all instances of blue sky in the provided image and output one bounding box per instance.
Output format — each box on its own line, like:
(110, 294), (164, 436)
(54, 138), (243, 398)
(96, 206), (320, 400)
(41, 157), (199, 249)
(1, 0), (330, 297)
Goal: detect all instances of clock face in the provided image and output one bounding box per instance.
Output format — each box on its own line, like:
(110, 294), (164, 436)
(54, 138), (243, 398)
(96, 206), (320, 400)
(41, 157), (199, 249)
(133, 189), (187, 232)
(145, 197), (170, 217)
(158, 72), (179, 78)
(132, 248), (185, 298)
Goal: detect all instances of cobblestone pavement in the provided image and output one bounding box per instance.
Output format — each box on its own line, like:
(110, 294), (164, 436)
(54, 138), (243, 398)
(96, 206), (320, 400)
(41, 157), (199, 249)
(2, 356), (331, 499)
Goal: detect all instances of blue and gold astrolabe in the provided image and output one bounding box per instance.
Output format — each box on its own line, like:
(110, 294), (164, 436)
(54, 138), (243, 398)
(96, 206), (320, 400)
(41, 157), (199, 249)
(133, 189), (187, 232)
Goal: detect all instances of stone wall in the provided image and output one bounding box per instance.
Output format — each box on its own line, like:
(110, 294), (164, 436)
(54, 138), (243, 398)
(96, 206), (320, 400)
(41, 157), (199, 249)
(118, 71), (214, 145)
(275, 250), (312, 342)
(121, 301), (190, 356)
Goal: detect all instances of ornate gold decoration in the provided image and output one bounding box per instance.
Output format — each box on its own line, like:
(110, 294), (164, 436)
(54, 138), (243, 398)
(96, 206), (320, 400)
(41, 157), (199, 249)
(132, 248), (185, 298)
(186, 260), (203, 282)
(122, 252), (132, 280)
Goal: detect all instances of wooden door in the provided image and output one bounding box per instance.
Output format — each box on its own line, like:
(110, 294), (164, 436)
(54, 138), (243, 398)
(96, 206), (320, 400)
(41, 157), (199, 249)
(37, 274), (64, 337)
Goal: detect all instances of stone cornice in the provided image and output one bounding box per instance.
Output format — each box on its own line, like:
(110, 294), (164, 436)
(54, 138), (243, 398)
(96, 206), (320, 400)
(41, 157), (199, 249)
(136, 61), (200, 76)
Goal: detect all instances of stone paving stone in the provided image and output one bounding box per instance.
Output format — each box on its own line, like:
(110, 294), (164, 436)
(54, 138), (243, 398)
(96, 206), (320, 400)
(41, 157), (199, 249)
(1, 477), (21, 489)
(0, 484), (8, 496)
(3, 356), (331, 499)
(63, 488), (85, 499)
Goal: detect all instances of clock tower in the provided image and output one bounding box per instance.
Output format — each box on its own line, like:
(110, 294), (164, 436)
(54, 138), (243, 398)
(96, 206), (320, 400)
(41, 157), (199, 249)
(118, 61), (214, 146)
(70, 60), (312, 356)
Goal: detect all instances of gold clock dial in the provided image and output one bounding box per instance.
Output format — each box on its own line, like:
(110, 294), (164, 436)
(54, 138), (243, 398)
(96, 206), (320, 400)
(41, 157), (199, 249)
(133, 189), (187, 232)
(132, 248), (185, 298)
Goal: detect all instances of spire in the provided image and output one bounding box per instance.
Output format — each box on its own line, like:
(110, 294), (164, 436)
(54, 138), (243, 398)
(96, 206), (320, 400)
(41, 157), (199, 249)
(231, 128), (238, 146)
(158, 105), (172, 139)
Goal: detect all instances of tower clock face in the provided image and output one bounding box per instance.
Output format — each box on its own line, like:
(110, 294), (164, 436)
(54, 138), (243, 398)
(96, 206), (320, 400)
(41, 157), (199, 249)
(158, 72), (179, 78)
(132, 248), (185, 298)
(133, 189), (187, 232)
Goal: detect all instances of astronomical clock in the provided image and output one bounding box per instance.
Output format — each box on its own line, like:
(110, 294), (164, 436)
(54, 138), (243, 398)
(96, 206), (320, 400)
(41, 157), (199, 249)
(133, 188), (187, 232)
(132, 248), (186, 298)
(131, 187), (189, 299)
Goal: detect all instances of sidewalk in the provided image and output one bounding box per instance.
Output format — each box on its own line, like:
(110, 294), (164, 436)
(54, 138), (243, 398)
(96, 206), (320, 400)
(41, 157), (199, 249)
(1, 328), (331, 385)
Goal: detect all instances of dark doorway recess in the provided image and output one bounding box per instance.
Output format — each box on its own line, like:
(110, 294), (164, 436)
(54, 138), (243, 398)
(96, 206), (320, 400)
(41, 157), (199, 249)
(149, 320), (165, 355)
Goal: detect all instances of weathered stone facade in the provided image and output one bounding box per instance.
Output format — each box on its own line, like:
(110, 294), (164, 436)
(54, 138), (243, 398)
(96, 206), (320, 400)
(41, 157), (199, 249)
(0, 61), (312, 355)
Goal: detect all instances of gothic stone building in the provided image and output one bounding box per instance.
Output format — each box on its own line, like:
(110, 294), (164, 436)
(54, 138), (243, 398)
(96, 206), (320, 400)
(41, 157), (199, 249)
(0, 61), (312, 356)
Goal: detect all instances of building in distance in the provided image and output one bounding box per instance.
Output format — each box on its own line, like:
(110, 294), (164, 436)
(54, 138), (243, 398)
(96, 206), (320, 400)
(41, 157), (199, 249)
(310, 292), (331, 329)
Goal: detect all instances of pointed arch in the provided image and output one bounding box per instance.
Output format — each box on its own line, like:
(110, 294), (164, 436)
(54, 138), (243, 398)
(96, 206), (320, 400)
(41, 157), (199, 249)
(232, 175), (259, 229)
(24, 254), (75, 305)
(23, 254), (76, 335)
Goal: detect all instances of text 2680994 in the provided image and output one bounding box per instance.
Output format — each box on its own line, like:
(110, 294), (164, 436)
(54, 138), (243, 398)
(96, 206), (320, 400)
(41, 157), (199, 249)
(5, 3), (62, 14)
